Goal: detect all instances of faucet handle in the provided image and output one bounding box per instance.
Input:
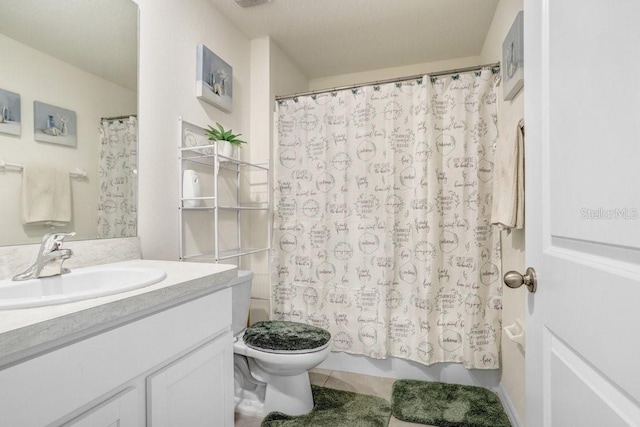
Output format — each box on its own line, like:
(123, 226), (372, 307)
(40, 232), (76, 252)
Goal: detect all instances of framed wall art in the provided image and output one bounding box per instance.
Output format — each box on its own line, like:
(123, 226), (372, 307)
(0, 88), (21, 136)
(34, 101), (77, 147)
(196, 44), (233, 113)
(502, 11), (524, 101)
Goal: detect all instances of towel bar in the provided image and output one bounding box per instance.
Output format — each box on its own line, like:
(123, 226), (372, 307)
(0, 160), (23, 171)
(0, 160), (87, 179)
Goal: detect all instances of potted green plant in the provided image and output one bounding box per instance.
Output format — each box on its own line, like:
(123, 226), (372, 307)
(205, 122), (246, 158)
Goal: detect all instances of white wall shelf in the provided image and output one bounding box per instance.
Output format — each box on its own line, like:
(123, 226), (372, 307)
(178, 118), (271, 264)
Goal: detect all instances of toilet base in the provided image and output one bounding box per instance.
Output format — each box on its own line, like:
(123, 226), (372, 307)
(234, 371), (314, 417)
(234, 354), (267, 417)
(263, 371), (314, 416)
(234, 395), (265, 418)
(234, 355), (315, 417)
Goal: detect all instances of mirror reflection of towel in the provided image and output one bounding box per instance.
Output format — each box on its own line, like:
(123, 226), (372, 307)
(21, 164), (71, 226)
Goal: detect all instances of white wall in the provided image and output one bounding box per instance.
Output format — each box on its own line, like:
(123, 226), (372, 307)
(309, 56), (482, 90)
(247, 37), (308, 322)
(133, 1), (308, 293)
(134, 0), (252, 261)
(0, 33), (136, 246)
(480, 1), (526, 425)
(270, 39), (309, 100)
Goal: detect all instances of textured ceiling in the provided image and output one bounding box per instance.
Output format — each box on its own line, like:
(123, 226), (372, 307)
(210, 0), (499, 79)
(0, 0), (138, 91)
(0, 1), (498, 89)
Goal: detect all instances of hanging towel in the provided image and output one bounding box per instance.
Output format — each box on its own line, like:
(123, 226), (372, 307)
(21, 164), (72, 226)
(491, 118), (525, 230)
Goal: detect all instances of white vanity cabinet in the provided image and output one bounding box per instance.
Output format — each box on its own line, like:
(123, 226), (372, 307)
(64, 388), (139, 427)
(0, 288), (234, 427)
(147, 332), (233, 426)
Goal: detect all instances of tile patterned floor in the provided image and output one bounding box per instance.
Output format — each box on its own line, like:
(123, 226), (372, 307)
(234, 369), (435, 427)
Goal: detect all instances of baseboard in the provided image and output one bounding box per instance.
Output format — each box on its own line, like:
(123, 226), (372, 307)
(318, 351), (500, 388)
(496, 383), (523, 427)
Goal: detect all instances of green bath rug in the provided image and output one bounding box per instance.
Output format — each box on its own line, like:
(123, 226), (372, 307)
(391, 380), (511, 427)
(261, 385), (391, 427)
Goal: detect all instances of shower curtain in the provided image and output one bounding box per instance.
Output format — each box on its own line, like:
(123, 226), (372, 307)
(97, 116), (138, 238)
(272, 70), (502, 369)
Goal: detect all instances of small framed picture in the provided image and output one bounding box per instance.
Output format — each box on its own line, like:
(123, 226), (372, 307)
(502, 11), (524, 101)
(196, 44), (233, 113)
(34, 101), (77, 147)
(0, 88), (21, 136)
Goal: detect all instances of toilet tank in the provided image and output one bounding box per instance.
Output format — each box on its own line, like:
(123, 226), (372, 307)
(229, 270), (254, 337)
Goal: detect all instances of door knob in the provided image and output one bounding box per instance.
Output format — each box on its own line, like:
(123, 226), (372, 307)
(504, 267), (537, 293)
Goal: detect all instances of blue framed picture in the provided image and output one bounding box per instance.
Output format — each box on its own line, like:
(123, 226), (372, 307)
(196, 44), (233, 113)
(34, 101), (77, 147)
(0, 88), (21, 136)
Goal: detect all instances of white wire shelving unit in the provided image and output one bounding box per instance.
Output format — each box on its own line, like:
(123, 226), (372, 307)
(178, 117), (270, 263)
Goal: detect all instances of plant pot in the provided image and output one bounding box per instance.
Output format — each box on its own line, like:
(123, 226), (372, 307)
(217, 140), (235, 159)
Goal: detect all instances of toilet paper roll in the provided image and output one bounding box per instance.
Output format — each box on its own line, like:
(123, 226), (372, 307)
(183, 170), (201, 208)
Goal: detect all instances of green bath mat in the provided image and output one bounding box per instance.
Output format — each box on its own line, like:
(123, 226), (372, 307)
(391, 380), (511, 427)
(261, 385), (391, 427)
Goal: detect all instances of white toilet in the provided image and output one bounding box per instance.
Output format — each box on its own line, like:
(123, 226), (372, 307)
(229, 271), (332, 417)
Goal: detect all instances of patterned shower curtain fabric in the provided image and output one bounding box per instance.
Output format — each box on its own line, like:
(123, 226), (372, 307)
(97, 117), (138, 238)
(272, 70), (502, 369)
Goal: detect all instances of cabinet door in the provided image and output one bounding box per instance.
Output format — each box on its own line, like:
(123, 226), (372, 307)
(147, 332), (234, 427)
(64, 387), (139, 427)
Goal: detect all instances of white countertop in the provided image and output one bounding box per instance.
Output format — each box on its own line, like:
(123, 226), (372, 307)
(0, 259), (237, 367)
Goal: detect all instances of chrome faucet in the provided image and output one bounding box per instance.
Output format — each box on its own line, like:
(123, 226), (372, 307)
(12, 232), (75, 281)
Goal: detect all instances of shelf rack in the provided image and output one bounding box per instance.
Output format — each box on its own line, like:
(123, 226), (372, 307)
(178, 117), (271, 263)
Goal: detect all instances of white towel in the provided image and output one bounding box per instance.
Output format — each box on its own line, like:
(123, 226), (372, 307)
(491, 119), (524, 230)
(21, 164), (72, 226)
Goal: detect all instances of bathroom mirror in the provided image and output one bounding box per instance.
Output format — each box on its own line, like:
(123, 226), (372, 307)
(0, 0), (139, 246)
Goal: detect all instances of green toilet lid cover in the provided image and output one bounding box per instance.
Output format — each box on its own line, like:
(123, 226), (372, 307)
(243, 320), (331, 352)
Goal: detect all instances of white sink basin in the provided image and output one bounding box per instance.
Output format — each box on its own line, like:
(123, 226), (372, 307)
(0, 266), (167, 309)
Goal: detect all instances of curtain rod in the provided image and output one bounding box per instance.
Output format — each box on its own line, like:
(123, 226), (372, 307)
(275, 62), (501, 101)
(101, 114), (137, 121)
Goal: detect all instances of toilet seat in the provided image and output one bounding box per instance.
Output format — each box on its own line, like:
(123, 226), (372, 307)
(242, 320), (331, 354)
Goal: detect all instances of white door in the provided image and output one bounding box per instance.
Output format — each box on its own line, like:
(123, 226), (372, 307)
(525, 0), (640, 426)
